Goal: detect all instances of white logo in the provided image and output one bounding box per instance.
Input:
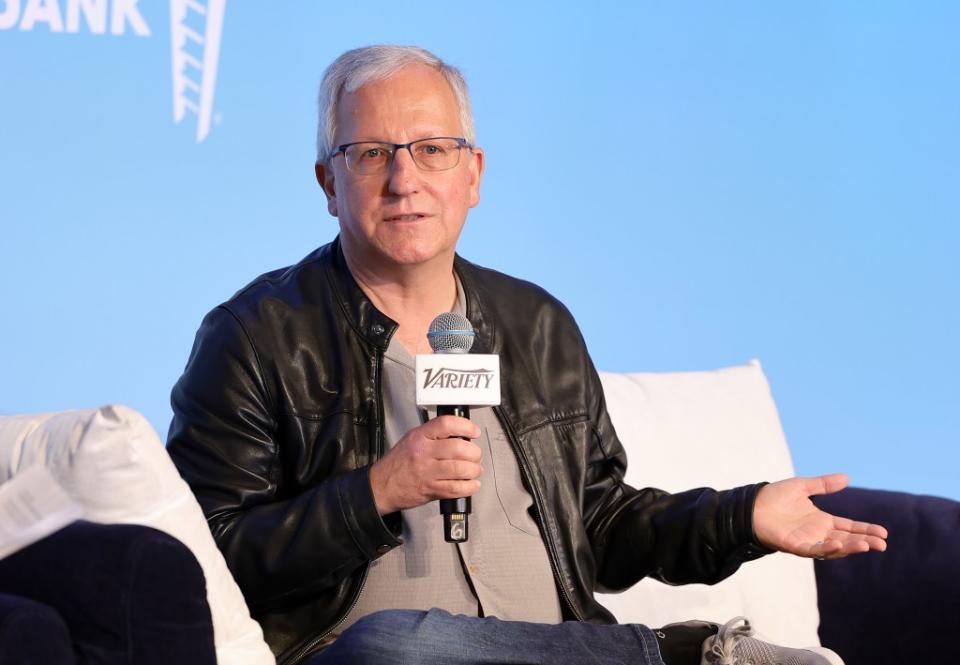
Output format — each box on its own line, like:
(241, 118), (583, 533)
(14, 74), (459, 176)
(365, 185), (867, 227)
(0, 0), (150, 35)
(1, 0), (227, 143)
(170, 0), (226, 142)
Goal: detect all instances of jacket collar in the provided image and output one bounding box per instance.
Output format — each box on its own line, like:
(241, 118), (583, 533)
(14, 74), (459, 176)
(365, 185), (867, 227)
(322, 236), (398, 351)
(454, 254), (496, 356)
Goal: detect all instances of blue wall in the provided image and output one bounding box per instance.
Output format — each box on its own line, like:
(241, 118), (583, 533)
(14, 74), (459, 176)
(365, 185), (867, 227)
(2, 1), (957, 500)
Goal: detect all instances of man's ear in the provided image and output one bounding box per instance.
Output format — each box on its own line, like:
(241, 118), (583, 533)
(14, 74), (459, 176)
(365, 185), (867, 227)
(467, 147), (484, 209)
(315, 162), (338, 217)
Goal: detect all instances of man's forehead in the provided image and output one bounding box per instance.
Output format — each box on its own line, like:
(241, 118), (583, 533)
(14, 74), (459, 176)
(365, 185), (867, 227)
(335, 65), (463, 140)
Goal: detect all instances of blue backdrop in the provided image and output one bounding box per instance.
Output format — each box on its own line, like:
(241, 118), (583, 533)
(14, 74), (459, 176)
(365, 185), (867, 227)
(2, 1), (957, 500)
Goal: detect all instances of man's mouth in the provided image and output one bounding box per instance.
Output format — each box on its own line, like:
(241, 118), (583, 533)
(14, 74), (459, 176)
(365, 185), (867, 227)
(384, 213), (428, 222)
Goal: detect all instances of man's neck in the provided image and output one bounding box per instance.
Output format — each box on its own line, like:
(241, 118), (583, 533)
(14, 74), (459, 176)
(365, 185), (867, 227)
(342, 247), (458, 356)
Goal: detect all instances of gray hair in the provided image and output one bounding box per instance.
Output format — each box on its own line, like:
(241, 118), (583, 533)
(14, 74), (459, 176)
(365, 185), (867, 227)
(315, 45), (476, 163)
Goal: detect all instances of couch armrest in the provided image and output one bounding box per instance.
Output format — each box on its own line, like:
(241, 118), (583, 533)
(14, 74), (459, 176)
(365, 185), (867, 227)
(0, 521), (216, 665)
(812, 487), (960, 665)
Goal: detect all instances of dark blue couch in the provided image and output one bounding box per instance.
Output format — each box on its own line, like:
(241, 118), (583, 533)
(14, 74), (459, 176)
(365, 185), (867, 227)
(814, 487), (960, 664)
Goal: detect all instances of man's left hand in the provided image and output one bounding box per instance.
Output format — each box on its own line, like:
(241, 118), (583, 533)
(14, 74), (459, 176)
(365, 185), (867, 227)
(752, 473), (888, 559)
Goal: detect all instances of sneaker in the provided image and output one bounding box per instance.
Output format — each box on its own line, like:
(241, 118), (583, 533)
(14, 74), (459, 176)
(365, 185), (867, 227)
(701, 616), (844, 665)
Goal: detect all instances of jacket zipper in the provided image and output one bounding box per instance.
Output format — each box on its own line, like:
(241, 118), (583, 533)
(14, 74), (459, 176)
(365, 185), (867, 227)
(493, 406), (584, 623)
(282, 568), (370, 665)
(282, 351), (386, 665)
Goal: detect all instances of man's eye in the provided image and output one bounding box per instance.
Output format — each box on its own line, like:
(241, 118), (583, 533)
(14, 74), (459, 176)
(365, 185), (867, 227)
(417, 144), (445, 155)
(363, 148), (383, 159)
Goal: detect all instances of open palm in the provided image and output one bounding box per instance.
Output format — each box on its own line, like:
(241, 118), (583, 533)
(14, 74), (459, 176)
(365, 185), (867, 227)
(753, 473), (888, 559)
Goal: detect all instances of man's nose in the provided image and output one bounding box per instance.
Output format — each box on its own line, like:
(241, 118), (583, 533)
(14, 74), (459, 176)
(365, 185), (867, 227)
(386, 146), (421, 195)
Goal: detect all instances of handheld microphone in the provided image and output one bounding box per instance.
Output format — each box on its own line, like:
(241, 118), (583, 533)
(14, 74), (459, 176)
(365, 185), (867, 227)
(416, 312), (500, 543)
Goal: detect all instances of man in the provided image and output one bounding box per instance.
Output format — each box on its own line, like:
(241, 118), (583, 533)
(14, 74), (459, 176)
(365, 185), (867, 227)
(167, 45), (887, 665)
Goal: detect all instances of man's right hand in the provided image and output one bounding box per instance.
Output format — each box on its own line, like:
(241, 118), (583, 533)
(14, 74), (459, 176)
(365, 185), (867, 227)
(368, 416), (483, 515)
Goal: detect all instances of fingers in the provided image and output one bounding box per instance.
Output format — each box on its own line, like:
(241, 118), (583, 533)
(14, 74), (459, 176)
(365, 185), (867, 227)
(433, 458), (483, 483)
(817, 537), (886, 558)
(833, 525), (888, 552)
(421, 415), (481, 442)
(830, 516), (889, 540)
(421, 416), (482, 463)
(810, 529), (888, 560)
(428, 479), (482, 500)
(809, 539), (845, 559)
(430, 437), (483, 463)
(861, 534), (887, 552)
(415, 459), (482, 501)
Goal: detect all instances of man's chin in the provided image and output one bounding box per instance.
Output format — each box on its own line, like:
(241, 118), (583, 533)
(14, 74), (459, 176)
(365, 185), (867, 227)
(380, 244), (453, 268)
(340, 225), (459, 272)
(371, 232), (457, 269)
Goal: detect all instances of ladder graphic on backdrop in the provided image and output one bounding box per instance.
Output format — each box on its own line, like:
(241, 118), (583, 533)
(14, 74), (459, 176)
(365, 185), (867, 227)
(170, 0), (226, 143)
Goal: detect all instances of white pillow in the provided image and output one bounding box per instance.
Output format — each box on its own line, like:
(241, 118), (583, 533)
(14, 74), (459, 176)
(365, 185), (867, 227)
(0, 405), (275, 665)
(596, 360), (822, 647)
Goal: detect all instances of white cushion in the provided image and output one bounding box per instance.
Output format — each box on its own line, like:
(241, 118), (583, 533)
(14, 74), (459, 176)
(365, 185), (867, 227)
(0, 405), (275, 665)
(597, 360), (822, 647)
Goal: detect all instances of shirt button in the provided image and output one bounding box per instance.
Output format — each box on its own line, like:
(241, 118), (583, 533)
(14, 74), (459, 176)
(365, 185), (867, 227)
(371, 324), (385, 335)
(468, 564), (478, 575)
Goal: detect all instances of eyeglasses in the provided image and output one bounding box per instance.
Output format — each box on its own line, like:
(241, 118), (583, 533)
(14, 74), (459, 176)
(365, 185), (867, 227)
(331, 137), (471, 175)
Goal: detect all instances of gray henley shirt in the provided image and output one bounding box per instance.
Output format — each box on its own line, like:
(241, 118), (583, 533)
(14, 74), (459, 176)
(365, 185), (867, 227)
(337, 279), (563, 632)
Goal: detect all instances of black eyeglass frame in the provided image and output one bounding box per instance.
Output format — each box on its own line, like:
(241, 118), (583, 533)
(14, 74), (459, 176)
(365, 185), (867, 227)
(330, 137), (472, 172)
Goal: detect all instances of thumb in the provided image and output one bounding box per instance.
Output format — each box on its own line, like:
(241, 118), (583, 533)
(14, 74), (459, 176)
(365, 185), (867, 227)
(807, 472), (849, 496)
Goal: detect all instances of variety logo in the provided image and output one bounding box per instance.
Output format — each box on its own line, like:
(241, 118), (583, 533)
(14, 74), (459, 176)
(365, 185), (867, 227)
(415, 353), (501, 408)
(421, 368), (495, 390)
(1, 0), (227, 143)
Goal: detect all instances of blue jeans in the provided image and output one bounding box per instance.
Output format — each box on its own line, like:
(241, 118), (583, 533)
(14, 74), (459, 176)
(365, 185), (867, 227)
(307, 608), (665, 665)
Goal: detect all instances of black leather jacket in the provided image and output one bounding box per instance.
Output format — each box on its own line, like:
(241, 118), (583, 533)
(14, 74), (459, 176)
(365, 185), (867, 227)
(167, 237), (769, 664)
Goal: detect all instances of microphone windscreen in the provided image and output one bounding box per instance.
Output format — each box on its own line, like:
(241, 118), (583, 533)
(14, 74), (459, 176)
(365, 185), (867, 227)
(427, 312), (475, 354)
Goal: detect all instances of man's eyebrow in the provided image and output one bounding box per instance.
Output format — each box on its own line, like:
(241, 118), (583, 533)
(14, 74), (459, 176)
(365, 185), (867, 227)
(347, 129), (461, 144)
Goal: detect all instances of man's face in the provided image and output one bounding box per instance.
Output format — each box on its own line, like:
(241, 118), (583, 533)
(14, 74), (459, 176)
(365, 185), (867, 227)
(316, 65), (484, 271)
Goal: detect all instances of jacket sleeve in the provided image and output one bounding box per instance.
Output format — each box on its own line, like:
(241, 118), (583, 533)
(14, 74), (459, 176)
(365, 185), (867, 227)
(166, 306), (401, 611)
(577, 356), (772, 593)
